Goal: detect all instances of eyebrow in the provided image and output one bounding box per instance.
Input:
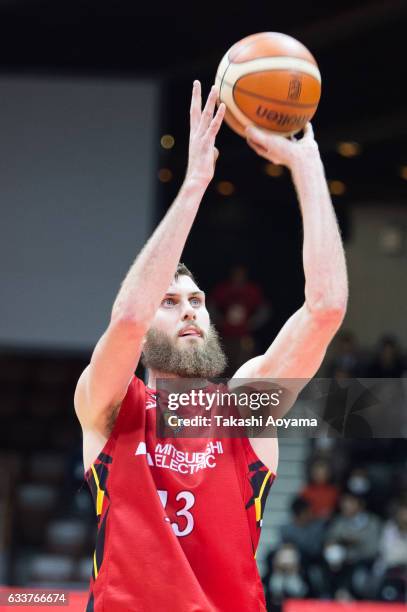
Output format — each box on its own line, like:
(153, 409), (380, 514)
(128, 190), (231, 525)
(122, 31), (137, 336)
(164, 291), (206, 298)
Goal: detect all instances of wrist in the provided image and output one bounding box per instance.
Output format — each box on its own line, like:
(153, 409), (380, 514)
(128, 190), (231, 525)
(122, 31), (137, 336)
(181, 175), (209, 196)
(290, 149), (324, 178)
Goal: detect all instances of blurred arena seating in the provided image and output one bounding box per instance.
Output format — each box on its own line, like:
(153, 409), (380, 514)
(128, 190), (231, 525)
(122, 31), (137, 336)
(0, 351), (95, 591)
(261, 434), (407, 609)
(0, 335), (406, 610)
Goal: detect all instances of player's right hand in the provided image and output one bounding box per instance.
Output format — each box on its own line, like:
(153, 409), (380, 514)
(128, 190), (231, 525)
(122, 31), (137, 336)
(245, 122), (320, 170)
(185, 81), (225, 187)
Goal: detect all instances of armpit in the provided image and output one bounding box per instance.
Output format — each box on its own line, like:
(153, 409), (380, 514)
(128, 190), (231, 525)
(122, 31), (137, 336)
(105, 402), (122, 437)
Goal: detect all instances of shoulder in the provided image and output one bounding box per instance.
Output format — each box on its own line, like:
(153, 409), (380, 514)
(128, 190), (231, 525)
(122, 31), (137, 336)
(247, 437), (279, 474)
(229, 356), (264, 380)
(103, 375), (147, 439)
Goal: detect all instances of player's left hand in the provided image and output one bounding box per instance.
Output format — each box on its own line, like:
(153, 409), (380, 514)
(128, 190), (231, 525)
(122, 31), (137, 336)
(185, 81), (226, 187)
(245, 122), (319, 169)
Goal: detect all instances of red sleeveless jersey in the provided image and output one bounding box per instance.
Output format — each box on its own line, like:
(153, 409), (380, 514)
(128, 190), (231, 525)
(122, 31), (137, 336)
(85, 376), (275, 611)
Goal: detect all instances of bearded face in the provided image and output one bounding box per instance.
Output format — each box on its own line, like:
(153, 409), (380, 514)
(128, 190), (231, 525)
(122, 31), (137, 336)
(142, 324), (227, 377)
(141, 274), (226, 378)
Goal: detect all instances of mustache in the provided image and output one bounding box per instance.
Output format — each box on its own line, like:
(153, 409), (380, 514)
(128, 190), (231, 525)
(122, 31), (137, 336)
(178, 323), (204, 336)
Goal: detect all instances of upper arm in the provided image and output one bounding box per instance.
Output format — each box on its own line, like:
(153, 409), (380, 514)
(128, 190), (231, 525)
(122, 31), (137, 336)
(231, 304), (344, 471)
(232, 303), (345, 413)
(234, 303), (344, 382)
(74, 318), (146, 431)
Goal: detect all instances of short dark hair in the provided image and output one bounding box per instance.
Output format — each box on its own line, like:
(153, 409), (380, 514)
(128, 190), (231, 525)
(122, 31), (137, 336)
(175, 262), (196, 283)
(291, 496), (310, 517)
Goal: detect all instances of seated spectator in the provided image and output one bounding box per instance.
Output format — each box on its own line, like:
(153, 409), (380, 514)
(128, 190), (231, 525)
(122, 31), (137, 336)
(332, 366), (352, 380)
(208, 265), (271, 374)
(325, 491), (382, 599)
(266, 543), (308, 609)
(376, 502), (407, 602)
(327, 491), (381, 564)
(345, 465), (391, 518)
(309, 439), (348, 484)
(314, 541), (357, 600)
(367, 335), (406, 378)
(300, 459), (339, 519)
(346, 467), (371, 498)
(379, 502), (407, 571)
(327, 330), (364, 377)
(346, 466), (381, 514)
(280, 496), (326, 564)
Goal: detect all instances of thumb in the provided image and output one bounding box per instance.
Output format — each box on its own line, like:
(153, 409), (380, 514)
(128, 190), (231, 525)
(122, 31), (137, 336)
(213, 147), (219, 165)
(303, 122), (314, 139)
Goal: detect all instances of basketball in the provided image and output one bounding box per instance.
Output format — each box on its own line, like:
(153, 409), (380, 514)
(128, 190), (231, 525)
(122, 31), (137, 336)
(215, 32), (321, 138)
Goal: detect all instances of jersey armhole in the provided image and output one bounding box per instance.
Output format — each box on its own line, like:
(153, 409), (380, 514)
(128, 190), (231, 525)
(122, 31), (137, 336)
(240, 436), (277, 479)
(84, 375), (139, 479)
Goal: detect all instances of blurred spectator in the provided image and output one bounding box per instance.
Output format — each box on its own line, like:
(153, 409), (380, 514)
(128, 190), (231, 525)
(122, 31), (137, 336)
(314, 541), (358, 600)
(346, 467), (371, 498)
(327, 331), (364, 377)
(327, 492), (381, 564)
(280, 496), (325, 563)
(344, 465), (392, 518)
(367, 335), (406, 378)
(300, 459), (339, 519)
(332, 366), (352, 380)
(208, 265), (271, 374)
(375, 502), (407, 602)
(325, 491), (382, 598)
(308, 439), (348, 483)
(379, 502), (407, 571)
(265, 543), (308, 610)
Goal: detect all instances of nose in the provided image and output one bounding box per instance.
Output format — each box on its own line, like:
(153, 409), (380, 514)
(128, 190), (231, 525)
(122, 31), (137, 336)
(181, 301), (196, 321)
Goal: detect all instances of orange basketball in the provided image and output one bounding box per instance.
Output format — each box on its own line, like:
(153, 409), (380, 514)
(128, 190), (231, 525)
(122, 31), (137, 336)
(215, 32), (321, 138)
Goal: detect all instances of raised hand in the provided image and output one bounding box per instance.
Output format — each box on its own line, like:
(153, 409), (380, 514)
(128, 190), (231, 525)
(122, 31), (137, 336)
(245, 123), (320, 169)
(185, 81), (226, 187)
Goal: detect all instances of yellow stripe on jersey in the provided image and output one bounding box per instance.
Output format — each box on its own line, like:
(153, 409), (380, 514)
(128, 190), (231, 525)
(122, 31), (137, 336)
(91, 464), (105, 516)
(93, 550), (98, 579)
(254, 470), (272, 522)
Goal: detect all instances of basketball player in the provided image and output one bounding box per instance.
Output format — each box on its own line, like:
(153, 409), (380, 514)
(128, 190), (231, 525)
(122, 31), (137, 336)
(75, 81), (348, 611)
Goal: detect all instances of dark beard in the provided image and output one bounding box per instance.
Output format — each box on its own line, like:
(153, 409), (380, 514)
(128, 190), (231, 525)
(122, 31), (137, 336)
(142, 325), (227, 377)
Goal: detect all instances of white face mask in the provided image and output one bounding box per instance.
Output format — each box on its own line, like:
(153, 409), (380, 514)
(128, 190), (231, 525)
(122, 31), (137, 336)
(324, 544), (346, 566)
(347, 476), (370, 494)
(276, 548), (299, 568)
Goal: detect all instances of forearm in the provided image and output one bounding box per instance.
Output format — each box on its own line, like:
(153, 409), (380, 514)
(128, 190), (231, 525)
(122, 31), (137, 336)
(111, 178), (206, 325)
(291, 153), (348, 316)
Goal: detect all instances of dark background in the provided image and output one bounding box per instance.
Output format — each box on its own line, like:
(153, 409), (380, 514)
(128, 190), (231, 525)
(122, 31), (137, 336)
(0, 1), (405, 329)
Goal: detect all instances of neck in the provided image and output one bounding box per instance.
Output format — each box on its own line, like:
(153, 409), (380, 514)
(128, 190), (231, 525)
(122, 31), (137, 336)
(146, 369), (209, 392)
(146, 369), (179, 390)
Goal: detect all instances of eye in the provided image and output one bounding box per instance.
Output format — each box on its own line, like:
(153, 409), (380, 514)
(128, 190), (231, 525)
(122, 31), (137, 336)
(162, 297), (175, 307)
(190, 297), (202, 307)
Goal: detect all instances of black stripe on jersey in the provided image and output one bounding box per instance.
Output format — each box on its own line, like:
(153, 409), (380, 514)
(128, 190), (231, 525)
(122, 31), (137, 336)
(99, 452), (112, 464)
(246, 465), (272, 525)
(86, 592), (94, 612)
(94, 505), (109, 576)
(94, 462), (110, 500)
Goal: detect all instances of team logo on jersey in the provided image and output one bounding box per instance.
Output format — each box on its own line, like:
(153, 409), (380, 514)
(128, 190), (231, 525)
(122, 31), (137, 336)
(154, 441), (223, 474)
(135, 440), (224, 474)
(135, 441), (154, 466)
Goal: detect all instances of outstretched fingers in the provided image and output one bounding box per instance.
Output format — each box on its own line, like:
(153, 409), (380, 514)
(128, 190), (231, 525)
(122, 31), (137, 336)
(206, 102), (226, 139)
(198, 86), (219, 134)
(190, 80), (202, 133)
